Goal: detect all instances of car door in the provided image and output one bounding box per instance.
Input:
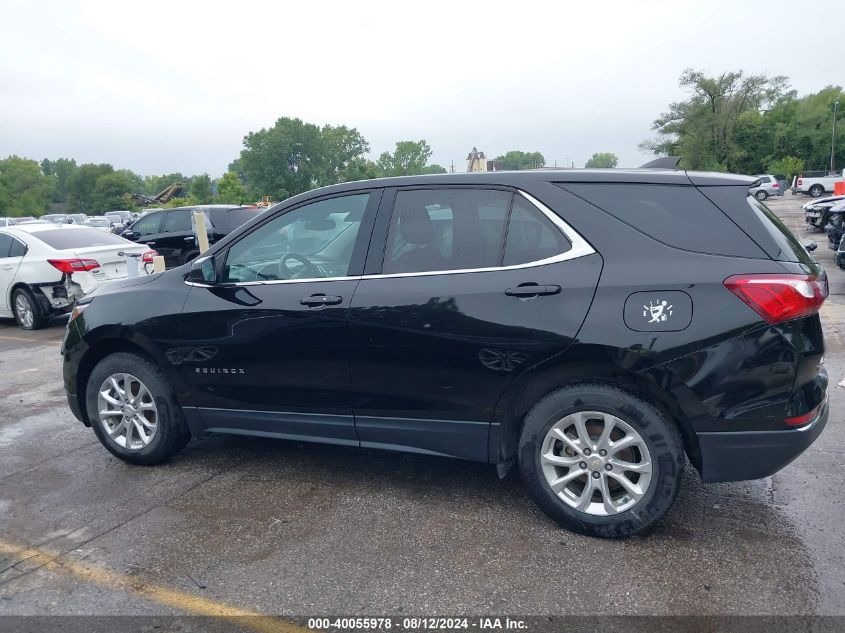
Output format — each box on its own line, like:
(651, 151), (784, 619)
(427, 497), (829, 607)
(156, 208), (194, 267)
(348, 187), (602, 461)
(178, 190), (381, 445)
(0, 234), (20, 311)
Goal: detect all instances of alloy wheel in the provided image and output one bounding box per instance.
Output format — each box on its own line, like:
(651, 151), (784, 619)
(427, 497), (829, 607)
(540, 411), (653, 516)
(97, 373), (158, 450)
(14, 294), (34, 329)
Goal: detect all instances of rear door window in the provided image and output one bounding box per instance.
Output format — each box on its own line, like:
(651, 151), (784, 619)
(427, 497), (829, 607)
(382, 189), (511, 274)
(9, 238), (26, 257)
(0, 234), (12, 257)
(504, 196), (571, 266)
(560, 183), (761, 258)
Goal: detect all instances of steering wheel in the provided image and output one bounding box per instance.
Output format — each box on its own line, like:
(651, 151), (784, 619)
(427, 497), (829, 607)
(280, 252), (320, 279)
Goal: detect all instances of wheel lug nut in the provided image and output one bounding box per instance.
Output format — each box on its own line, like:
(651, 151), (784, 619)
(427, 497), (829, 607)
(583, 448), (591, 456)
(599, 449), (607, 456)
(592, 472), (600, 479)
(605, 464), (613, 471)
(579, 462), (587, 469)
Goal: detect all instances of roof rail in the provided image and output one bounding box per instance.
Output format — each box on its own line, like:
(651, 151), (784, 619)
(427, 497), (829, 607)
(639, 156), (681, 170)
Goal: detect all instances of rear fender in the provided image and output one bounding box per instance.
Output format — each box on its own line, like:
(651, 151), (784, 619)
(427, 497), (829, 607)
(489, 344), (703, 472)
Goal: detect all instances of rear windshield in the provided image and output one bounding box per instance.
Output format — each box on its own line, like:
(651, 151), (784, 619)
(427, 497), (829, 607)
(746, 196), (813, 265)
(29, 228), (129, 250)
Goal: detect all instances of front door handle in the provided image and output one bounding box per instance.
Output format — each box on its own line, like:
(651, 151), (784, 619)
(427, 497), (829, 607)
(505, 283), (561, 298)
(300, 294), (343, 307)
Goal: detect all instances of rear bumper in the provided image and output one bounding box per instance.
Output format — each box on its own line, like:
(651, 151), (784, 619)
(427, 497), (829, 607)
(696, 396), (829, 483)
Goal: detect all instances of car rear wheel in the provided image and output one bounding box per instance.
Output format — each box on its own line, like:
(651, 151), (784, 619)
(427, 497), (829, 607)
(809, 185), (824, 197)
(12, 288), (45, 330)
(518, 383), (684, 538)
(755, 190), (768, 201)
(86, 352), (190, 465)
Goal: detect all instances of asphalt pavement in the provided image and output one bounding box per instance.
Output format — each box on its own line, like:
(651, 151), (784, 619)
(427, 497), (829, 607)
(0, 195), (843, 622)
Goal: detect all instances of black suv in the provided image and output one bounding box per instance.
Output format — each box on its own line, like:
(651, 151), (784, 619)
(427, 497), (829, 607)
(121, 205), (260, 267)
(61, 170), (829, 537)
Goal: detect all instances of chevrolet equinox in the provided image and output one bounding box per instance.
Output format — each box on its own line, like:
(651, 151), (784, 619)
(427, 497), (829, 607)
(62, 169), (829, 537)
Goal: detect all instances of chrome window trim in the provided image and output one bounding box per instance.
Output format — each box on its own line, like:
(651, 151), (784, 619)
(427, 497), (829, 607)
(185, 189), (595, 288)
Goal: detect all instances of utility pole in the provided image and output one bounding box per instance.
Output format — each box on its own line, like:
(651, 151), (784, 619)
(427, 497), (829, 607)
(832, 96), (840, 173)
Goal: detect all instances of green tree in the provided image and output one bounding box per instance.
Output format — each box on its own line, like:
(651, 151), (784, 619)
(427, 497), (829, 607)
(493, 150), (545, 170)
(642, 68), (789, 171)
(375, 140), (441, 176)
(585, 152), (619, 168)
(236, 117), (369, 201)
(317, 125), (371, 186)
(67, 163), (113, 212)
(190, 174), (213, 204)
(50, 158), (78, 203)
(767, 156), (804, 182)
(0, 155), (55, 216)
(90, 171), (135, 211)
(217, 171), (248, 204)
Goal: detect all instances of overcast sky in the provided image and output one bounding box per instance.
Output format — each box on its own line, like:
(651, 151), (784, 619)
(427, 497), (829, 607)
(1, 0), (841, 176)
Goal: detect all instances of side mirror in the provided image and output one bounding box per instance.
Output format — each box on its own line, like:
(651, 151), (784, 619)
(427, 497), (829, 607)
(803, 240), (818, 252)
(189, 256), (217, 284)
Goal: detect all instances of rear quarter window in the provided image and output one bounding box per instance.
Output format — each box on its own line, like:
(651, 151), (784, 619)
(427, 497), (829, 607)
(559, 183), (763, 258)
(28, 228), (130, 250)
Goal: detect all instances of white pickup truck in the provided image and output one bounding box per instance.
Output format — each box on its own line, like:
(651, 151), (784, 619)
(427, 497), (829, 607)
(796, 169), (845, 197)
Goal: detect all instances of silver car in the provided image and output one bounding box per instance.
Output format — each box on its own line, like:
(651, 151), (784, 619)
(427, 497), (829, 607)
(749, 174), (782, 201)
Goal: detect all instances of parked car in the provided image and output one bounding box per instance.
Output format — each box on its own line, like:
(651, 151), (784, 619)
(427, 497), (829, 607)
(824, 200), (845, 250)
(0, 217), (42, 226)
(0, 224), (151, 329)
(796, 169), (845, 197)
(803, 194), (845, 231)
(119, 205), (262, 268)
(83, 217), (114, 231)
(749, 174), (782, 200)
(62, 170), (828, 538)
(41, 214), (73, 224)
(104, 210), (134, 230)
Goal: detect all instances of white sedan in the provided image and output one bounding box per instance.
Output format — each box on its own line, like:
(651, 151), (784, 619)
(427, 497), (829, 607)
(0, 224), (155, 329)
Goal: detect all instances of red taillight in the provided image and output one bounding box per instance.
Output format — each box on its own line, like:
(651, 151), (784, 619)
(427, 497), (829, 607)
(724, 274), (827, 324)
(798, 178), (803, 185)
(141, 249), (158, 263)
(785, 403), (822, 426)
(48, 258), (100, 274)
(772, 182), (779, 188)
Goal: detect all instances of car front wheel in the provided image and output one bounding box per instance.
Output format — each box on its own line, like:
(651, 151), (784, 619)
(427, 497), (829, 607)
(755, 190), (768, 201)
(86, 352), (190, 465)
(518, 383), (683, 538)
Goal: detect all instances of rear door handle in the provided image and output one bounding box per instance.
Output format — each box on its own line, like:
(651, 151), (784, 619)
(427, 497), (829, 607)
(505, 284), (561, 298)
(300, 294), (343, 307)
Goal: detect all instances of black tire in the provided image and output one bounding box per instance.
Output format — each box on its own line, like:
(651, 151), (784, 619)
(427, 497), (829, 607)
(12, 287), (46, 330)
(755, 190), (768, 201)
(809, 185), (824, 197)
(86, 352), (190, 465)
(518, 383), (684, 538)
